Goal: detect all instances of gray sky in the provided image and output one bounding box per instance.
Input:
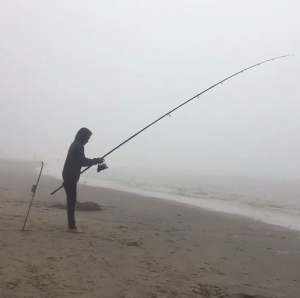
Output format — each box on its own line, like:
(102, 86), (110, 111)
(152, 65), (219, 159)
(0, 0), (299, 179)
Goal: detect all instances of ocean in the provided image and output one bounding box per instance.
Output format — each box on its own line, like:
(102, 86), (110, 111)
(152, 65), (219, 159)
(45, 164), (300, 231)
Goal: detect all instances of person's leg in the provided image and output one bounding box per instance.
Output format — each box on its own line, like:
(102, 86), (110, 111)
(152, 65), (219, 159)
(63, 182), (77, 229)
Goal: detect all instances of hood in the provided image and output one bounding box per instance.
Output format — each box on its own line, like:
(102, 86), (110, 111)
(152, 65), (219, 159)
(75, 127), (92, 142)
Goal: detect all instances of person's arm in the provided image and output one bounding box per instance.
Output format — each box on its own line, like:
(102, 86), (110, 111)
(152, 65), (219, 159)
(73, 144), (97, 167)
(79, 145), (95, 167)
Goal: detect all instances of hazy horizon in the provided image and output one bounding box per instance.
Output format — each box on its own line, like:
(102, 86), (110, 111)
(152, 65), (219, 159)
(1, 1), (299, 181)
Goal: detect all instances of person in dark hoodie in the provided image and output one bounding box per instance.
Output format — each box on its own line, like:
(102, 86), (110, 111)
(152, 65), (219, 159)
(62, 127), (107, 233)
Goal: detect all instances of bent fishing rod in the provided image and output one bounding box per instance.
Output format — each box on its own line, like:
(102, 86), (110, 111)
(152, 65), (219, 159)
(51, 54), (294, 195)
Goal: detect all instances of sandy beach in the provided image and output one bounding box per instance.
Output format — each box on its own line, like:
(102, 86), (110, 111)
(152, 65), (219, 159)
(0, 159), (299, 298)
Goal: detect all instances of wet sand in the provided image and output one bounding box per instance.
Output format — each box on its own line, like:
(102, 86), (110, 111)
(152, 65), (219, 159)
(0, 159), (299, 298)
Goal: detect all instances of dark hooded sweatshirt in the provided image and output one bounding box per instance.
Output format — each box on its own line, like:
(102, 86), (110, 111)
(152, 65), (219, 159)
(62, 128), (95, 183)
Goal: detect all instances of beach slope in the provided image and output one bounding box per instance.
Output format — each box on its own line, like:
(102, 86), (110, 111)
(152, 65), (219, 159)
(0, 160), (299, 298)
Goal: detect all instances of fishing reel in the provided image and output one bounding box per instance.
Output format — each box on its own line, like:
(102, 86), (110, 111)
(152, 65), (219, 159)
(97, 162), (108, 173)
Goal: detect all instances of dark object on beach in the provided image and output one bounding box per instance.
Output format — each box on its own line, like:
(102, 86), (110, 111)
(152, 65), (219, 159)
(76, 201), (101, 211)
(21, 161), (44, 231)
(52, 201), (101, 211)
(51, 54), (294, 196)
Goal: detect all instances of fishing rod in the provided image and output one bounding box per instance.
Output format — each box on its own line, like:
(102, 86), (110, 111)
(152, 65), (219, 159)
(51, 54), (294, 196)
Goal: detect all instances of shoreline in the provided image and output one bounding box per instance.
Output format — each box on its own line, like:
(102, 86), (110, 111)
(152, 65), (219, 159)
(43, 162), (300, 231)
(77, 177), (300, 233)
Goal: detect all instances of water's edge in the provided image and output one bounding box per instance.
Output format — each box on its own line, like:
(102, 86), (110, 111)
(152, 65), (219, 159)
(44, 165), (300, 231)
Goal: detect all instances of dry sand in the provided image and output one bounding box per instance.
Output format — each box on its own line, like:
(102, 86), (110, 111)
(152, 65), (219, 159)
(0, 159), (299, 298)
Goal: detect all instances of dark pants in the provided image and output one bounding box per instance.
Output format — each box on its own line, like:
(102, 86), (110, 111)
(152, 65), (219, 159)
(63, 181), (77, 229)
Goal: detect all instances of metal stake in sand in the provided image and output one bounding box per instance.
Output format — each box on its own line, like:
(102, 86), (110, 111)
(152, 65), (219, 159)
(21, 161), (44, 231)
(50, 54), (295, 196)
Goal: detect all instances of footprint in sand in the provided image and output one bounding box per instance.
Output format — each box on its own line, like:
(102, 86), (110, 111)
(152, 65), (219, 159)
(5, 278), (21, 290)
(238, 294), (268, 298)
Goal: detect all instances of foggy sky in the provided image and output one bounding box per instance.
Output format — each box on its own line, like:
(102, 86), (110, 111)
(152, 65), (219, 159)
(0, 0), (299, 179)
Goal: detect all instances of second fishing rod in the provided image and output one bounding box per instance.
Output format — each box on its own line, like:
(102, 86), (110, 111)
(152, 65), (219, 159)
(51, 54), (294, 195)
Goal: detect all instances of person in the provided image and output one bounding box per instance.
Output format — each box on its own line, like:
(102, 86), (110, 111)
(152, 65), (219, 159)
(62, 127), (107, 233)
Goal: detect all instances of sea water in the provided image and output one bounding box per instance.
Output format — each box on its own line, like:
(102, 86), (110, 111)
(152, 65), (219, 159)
(45, 164), (300, 231)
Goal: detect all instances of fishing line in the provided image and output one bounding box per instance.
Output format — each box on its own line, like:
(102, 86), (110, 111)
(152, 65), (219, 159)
(51, 54), (294, 195)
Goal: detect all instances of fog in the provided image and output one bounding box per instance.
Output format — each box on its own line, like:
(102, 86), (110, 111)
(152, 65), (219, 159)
(0, 1), (299, 181)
